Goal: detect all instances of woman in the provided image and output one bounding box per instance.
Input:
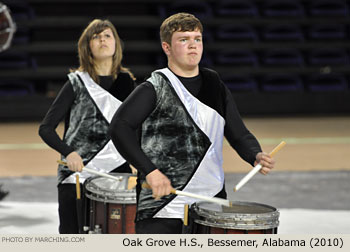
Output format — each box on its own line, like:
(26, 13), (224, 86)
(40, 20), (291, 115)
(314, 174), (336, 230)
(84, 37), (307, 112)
(39, 19), (135, 234)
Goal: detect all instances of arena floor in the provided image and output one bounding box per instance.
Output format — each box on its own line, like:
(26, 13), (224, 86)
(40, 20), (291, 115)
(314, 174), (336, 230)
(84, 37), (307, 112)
(0, 116), (349, 234)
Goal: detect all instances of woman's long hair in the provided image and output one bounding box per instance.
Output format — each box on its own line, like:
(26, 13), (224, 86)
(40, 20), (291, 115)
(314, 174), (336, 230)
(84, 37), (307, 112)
(72, 19), (135, 83)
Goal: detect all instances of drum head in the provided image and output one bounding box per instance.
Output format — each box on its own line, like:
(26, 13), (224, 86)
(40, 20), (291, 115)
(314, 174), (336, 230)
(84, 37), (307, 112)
(85, 173), (136, 204)
(192, 201), (279, 230)
(198, 201), (277, 214)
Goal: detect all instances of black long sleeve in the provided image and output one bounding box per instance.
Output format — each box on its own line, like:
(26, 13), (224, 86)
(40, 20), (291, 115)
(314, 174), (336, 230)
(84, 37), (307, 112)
(39, 81), (75, 157)
(222, 83), (262, 166)
(110, 83), (157, 175)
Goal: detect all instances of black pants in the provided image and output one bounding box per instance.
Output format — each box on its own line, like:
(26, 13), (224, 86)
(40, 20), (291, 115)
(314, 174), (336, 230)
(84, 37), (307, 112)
(135, 218), (183, 234)
(57, 163), (132, 234)
(58, 183), (80, 234)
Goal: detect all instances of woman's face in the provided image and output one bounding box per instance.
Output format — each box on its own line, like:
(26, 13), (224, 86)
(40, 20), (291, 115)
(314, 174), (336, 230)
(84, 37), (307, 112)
(89, 28), (116, 61)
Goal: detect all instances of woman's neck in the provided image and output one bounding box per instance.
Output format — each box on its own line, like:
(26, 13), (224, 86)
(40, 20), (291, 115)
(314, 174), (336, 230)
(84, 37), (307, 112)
(94, 58), (113, 76)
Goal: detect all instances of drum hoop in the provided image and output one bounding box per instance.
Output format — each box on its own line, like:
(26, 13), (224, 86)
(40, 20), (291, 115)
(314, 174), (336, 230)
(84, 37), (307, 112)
(85, 183), (136, 195)
(84, 173), (136, 204)
(194, 219), (279, 230)
(85, 192), (136, 204)
(195, 201), (278, 215)
(196, 208), (280, 219)
(84, 172), (136, 183)
(192, 201), (280, 230)
(0, 4), (16, 52)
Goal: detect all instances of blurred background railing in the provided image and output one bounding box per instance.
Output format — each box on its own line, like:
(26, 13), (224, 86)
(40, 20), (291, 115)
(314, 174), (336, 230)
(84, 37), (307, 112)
(1, 0), (350, 121)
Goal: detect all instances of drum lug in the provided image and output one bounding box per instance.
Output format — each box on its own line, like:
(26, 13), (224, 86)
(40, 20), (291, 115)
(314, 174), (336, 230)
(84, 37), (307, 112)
(87, 225), (102, 234)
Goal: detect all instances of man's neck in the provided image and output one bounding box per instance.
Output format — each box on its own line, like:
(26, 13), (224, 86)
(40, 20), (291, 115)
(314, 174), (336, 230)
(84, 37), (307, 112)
(167, 63), (199, 78)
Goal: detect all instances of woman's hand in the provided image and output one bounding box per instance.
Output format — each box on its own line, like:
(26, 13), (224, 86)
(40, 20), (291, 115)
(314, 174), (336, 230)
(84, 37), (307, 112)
(66, 152), (84, 172)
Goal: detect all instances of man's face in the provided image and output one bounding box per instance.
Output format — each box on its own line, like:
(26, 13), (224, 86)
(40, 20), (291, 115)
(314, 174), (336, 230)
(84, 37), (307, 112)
(163, 29), (203, 73)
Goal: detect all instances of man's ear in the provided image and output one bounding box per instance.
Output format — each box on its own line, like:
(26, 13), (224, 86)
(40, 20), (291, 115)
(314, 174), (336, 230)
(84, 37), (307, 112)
(161, 42), (171, 56)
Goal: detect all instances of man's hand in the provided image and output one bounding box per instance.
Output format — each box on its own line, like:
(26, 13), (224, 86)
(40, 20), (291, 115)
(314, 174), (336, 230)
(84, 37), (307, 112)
(255, 152), (275, 175)
(146, 169), (173, 200)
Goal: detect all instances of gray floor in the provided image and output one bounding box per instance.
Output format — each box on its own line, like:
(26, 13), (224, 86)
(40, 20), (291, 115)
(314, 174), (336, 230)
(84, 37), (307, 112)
(0, 171), (350, 234)
(225, 170), (350, 210)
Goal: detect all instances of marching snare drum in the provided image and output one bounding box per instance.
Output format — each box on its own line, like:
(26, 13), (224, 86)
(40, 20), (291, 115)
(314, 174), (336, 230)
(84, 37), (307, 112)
(189, 201), (279, 234)
(0, 3), (16, 52)
(84, 173), (137, 234)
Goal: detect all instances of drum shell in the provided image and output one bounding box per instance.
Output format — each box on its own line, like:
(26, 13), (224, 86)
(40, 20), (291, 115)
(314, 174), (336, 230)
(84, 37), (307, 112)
(90, 201), (136, 234)
(84, 173), (136, 234)
(189, 201), (279, 234)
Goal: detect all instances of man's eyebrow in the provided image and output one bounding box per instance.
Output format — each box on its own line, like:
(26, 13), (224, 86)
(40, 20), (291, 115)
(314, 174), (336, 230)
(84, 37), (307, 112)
(178, 35), (202, 39)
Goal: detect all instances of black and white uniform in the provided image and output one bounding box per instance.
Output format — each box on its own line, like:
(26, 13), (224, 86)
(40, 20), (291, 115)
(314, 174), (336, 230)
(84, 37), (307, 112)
(110, 67), (261, 233)
(39, 71), (135, 233)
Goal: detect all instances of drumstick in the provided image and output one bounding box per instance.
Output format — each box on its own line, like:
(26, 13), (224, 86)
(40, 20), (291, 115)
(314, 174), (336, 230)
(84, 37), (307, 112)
(183, 204), (189, 226)
(75, 174), (84, 234)
(234, 141), (286, 192)
(127, 176), (137, 190)
(75, 174), (81, 200)
(57, 160), (122, 182)
(142, 183), (231, 207)
(171, 189), (231, 207)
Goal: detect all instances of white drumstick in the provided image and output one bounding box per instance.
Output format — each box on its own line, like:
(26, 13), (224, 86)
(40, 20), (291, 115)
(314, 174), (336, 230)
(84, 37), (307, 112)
(142, 183), (230, 207)
(171, 189), (231, 207)
(234, 141), (286, 192)
(57, 160), (122, 181)
(234, 163), (262, 192)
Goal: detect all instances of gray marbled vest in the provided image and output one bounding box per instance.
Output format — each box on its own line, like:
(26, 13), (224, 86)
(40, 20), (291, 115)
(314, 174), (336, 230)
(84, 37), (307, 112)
(58, 71), (126, 184)
(137, 68), (225, 221)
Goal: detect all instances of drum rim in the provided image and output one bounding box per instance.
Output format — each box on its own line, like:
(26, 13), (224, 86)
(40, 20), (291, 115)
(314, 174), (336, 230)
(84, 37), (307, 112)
(192, 200), (280, 230)
(0, 4), (16, 52)
(85, 193), (136, 204)
(85, 172), (136, 182)
(193, 219), (279, 230)
(195, 200), (278, 213)
(84, 173), (137, 204)
(84, 173), (136, 193)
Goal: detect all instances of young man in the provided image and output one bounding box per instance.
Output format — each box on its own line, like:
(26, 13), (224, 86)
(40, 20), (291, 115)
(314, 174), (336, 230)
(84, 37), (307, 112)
(109, 13), (275, 234)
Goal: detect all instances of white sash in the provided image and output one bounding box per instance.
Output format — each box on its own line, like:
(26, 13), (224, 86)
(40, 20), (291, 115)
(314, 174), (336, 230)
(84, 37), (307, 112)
(154, 68), (225, 219)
